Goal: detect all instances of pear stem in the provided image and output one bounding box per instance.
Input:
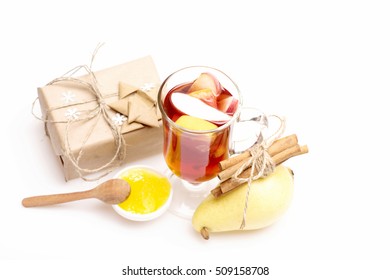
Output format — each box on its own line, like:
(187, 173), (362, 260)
(200, 227), (209, 240)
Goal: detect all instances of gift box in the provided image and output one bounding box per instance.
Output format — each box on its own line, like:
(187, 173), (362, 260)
(37, 56), (163, 181)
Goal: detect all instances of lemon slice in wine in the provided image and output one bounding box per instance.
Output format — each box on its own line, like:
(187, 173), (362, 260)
(175, 115), (217, 131)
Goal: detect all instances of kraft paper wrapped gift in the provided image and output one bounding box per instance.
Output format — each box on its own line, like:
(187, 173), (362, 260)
(37, 56), (163, 181)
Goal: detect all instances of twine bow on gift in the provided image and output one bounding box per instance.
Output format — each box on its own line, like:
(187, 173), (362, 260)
(33, 45), (162, 181)
(32, 45), (128, 181)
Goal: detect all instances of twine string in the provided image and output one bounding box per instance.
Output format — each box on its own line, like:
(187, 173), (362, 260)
(32, 45), (127, 181)
(231, 115), (286, 229)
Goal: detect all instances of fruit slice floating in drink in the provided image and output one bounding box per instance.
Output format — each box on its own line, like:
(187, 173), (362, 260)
(188, 72), (222, 97)
(164, 72), (238, 126)
(170, 92), (231, 124)
(217, 93), (239, 115)
(189, 89), (218, 108)
(175, 115), (218, 131)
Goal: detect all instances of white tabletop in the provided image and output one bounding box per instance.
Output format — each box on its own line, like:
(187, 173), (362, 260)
(1, 0), (389, 279)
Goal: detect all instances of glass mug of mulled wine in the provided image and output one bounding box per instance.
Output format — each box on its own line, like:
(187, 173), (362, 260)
(158, 66), (267, 218)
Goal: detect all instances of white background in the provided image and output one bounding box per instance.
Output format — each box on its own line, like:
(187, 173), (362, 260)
(1, 0), (389, 279)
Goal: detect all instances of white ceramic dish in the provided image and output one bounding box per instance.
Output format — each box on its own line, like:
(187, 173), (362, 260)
(112, 165), (172, 222)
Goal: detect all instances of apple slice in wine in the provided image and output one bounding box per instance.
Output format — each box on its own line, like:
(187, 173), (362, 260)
(170, 92), (231, 124)
(217, 95), (239, 115)
(189, 89), (218, 108)
(188, 72), (222, 97)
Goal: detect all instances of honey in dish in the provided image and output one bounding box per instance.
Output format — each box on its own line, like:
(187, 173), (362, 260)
(117, 168), (171, 214)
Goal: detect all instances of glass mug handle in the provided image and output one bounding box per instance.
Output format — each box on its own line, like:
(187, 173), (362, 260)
(229, 107), (269, 155)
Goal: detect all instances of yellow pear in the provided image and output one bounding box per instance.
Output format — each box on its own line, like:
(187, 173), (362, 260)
(192, 165), (294, 238)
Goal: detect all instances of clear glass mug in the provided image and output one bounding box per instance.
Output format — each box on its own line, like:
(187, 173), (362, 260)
(157, 66), (267, 218)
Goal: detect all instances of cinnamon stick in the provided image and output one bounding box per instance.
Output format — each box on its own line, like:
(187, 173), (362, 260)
(272, 144), (302, 165)
(210, 186), (223, 197)
(218, 151), (251, 171)
(211, 144), (308, 198)
(217, 134), (298, 182)
(218, 161), (248, 183)
(268, 134), (298, 157)
(220, 145), (301, 194)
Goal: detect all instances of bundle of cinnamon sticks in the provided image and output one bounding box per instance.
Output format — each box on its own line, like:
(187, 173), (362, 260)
(211, 134), (308, 198)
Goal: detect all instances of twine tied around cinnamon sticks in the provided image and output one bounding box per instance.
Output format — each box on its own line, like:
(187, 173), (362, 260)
(32, 44), (127, 181)
(231, 115), (285, 187)
(211, 115), (308, 230)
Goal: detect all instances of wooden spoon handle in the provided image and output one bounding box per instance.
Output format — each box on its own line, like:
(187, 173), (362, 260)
(22, 190), (93, 207)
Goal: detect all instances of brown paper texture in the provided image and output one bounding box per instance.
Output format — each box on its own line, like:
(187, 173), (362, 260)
(37, 56), (163, 181)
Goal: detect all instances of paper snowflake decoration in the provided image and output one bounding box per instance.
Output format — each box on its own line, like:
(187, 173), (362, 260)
(112, 113), (127, 125)
(61, 91), (76, 104)
(140, 83), (156, 92)
(64, 108), (81, 120)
